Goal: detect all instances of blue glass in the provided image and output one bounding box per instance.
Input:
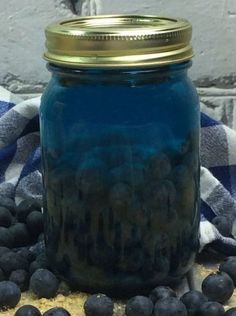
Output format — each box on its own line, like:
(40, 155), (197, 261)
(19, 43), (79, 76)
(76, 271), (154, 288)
(40, 62), (200, 297)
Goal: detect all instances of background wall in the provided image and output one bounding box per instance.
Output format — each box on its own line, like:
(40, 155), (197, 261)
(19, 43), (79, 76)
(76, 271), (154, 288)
(0, 0), (236, 126)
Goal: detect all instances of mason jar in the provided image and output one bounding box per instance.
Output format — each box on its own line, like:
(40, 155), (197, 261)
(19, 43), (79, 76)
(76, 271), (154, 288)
(41, 15), (200, 297)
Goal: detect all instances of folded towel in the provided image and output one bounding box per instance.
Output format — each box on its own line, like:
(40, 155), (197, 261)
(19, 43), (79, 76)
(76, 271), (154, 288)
(0, 86), (236, 254)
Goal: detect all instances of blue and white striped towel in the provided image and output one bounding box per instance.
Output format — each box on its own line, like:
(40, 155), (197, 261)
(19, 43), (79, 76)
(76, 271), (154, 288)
(0, 86), (236, 254)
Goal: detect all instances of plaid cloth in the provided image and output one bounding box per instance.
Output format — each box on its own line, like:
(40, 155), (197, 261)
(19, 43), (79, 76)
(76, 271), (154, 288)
(0, 86), (236, 254)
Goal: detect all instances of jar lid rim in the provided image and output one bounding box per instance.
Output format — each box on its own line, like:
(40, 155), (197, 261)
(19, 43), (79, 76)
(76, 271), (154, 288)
(44, 14), (193, 68)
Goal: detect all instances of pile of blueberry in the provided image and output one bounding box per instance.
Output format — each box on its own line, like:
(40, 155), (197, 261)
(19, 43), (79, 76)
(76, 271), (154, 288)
(0, 196), (71, 315)
(43, 129), (199, 288)
(0, 195), (236, 315)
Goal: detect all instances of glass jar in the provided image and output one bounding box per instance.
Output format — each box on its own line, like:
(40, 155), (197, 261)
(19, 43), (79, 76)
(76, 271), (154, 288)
(41, 15), (200, 297)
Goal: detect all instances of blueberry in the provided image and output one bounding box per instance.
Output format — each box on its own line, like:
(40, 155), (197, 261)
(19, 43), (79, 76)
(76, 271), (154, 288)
(29, 254), (49, 275)
(0, 207), (12, 227)
(9, 269), (29, 291)
(26, 211), (44, 238)
(43, 307), (70, 316)
(15, 304), (42, 316)
(202, 271), (234, 303)
(225, 308), (236, 315)
(109, 182), (132, 216)
(102, 146), (132, 168)
(219, 257), (236, 286)
(16, 199), (41, 223)
(29, 261), (42, 275)
(110, 163), (134, 185)
(0, 227), (14, 247)
(0, 195), (16, 215)
(100, 129), (129, 147)
(154, 297), (187, 316)
(110, 162), (144, 184)
(126, 296), (153, 316)
(144, 180), (176, 220)
(76, 159), (107, 198)
(146, 153), (171, 180)
(0, 281), (21, 310)
(0, 251), (29, 275)
(197, 301), (224, 316)
(10, 223), (31, 247)
(72, 133), (97, 152)
(30, 269), (59, 299)
(16, 207), (32, 223)
(0, 268), (5, 281)
(212, 215), (232, 237)
(180, 290), (207, 316)
(0, 246), (10, 257)
(84, 294), (114, 316)
(149, 286), (176, 304)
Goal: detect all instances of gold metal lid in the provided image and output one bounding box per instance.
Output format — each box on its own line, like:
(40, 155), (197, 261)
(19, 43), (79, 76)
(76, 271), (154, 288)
(44, 15), (193, 68)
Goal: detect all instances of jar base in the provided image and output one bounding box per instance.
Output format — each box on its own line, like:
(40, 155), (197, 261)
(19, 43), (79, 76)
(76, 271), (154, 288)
(50, 259), (194, 298)
(63, 274), (188, 298)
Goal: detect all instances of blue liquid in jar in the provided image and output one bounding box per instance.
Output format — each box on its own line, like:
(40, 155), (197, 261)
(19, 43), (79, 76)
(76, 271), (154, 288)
(40, 62), (200, 297)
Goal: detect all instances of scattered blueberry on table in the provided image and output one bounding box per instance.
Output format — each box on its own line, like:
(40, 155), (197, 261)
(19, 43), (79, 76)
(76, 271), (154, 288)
(154, 297), (187, 316)
(197, 301), (225, 316)
(29, 269), (59, 299)
(149, 286), (177, 304)
(9, 269), (29, 292)
(42, 307), (71, 316)
(180, 290), (207, 316)
(0, 281), (21, 310)
(202, 271), (234, 303)
(15, 304), (42, 316)
(220, 256), (236, 286)
(84, 293), (114, 316)
(125, 296), (153, 316)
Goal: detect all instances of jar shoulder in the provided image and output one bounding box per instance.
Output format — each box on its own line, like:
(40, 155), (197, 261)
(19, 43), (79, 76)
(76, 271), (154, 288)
(42, 73), (198, 103)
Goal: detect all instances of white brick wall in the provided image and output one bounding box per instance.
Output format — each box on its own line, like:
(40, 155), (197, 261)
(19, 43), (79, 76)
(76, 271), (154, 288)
(1, 0), (236, 128)
(0, 0), (236, 92)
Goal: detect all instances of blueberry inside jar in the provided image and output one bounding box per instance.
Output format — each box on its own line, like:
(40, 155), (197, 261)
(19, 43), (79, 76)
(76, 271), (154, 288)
(41, 15), (200, 297)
